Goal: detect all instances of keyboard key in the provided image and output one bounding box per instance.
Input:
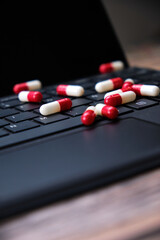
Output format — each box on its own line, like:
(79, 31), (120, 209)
(5, 120), (39, 133)
(42, 96), (62, 104)
(87, 93), (105, 101)
(34, 114), (69, 125)
(16, 103), (41, 111)
(6, 112), (39, 123)
(84, 89), (96, 96)
(0, 100), (22, 109)
(150, 94), (160, 102)
(0, 116), (83, 149)
(0, 119), (9, 127)
(0, 95), (18, 102)
(0, 109), (19, 118)
(65, 105), (87, 117)
(126, 98), (158, 109)
(0, 129), (9, 137)
(41, 93), (51, 99)
(72, 98), (92, 107)
(117, 106), (133, 115)
(80, 82), (95, 89)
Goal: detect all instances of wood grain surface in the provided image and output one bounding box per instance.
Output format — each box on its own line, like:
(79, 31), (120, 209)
(0, 43), (160, 240)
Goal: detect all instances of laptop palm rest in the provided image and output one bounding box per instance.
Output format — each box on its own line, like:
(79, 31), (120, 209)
(0, 118), (160, 218)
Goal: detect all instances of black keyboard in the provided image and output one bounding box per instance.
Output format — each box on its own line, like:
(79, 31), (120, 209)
(0, 67), (160, 149)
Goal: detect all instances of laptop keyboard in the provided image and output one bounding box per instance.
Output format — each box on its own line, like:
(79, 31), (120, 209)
(0, 66), (160, 149)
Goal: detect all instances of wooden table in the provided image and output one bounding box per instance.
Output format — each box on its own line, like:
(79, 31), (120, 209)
(0, 43), (160, 240)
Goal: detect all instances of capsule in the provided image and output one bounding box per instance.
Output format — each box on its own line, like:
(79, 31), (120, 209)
(103, 79), (135, 99)
(13, 80), (42, 94)
(40, 98), (72, 116)
(122, 79), (134, 91)
(95, 77), (123, 93)
(95, 103), (118, 119)
(18, 91), (43, 103)
(104, 91), (136, 106)
(56, 84), (84, 97)
(131, 84), (160, 96)
(99, 60), (124, 74)
(81, 106), (96, 126)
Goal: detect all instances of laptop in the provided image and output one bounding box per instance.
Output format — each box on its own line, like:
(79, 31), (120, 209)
(0, 1), (160, 219)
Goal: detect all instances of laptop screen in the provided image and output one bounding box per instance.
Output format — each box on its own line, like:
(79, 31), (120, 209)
(0, 1), (127, 97)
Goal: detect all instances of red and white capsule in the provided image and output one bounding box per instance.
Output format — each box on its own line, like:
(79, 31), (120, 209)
(122, 78), (134, 91)
(95, 77), (123, 93)
(81, 106), (96, 126)
(40, 98), (72, 116)
(103, 79), (135, 99)
(99, 60), (124, 74)
(131, 84), (160, 96)
(13, 80), (42, 94)
(104, 91), (136, 106)
(95, 103), (118, 119)
(56, 84), (84, 97)
(18, 91), (43, 103)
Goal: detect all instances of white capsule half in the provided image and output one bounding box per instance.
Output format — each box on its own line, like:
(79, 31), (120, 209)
(124, 78), (135, 84)
(140, 85), (160, 96)
(18, 91), (29, 102)
(40, 101), (60, 116)
(66, 85), (84, 97)
(27, 80), (42, 90)
(112, 60), (124, 71)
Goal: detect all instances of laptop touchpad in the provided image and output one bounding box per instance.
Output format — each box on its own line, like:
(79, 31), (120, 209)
(0, 118), (160, 204)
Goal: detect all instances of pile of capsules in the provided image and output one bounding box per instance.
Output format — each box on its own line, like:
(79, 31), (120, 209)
(13, 60), (160, 126)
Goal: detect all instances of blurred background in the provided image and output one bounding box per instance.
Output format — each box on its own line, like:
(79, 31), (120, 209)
(102, 0), (160, 69)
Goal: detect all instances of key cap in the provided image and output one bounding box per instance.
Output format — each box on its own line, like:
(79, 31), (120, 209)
(42, 96), (62, 104)
(65, 105), (87, 117)
(0, 109), (19, 118)
(34, 114), (69, 125)
(117, 106), (133, 115)
(0, 129), (9, 137)
(6, 112), (39, 123)
(87, 93), (105, 101)
(84, 89), (96, 96)
(0, 119), (9, 127)
(126, 98), (158, 110)
(72, 98), (92, 107)
(0, 100), (22, 109)
(16, 103), (41, 111)
(0, 95), (18, 102)
(5, 120), (39, 133)
(41, 93), (51, 99)
(0, 116), (83, 149)
(151, 94), (160, 102)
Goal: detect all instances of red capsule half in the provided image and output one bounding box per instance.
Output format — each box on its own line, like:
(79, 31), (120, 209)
(95, 103), (118, 119)
(81, 106), (96, 126)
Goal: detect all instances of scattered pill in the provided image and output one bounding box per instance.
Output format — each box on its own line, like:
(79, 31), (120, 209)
(104, 79), (135, 99)
(40, 98), (72, 116)
(95, 103), (118, 119)
(81, 106), (96, 126)
(95, 77), (123, 93)
(122, 79), (134, 91)
(18, 91), (43, 103)
(131, 84), (160, 96)
(104, 91), (136, 106)
(56, 84), (84, 97)
(13, 80), (42, 94)
(99, 60), (124, 74)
